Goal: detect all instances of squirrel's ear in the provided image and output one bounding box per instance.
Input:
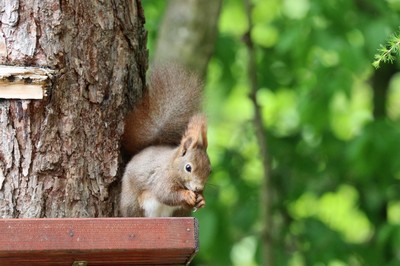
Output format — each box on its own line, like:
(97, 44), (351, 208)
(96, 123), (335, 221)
(181, 114), (208, 153)
(194, 115), (208, 150)
(181, 137), (193, 156)
(200, 121), (208, 150)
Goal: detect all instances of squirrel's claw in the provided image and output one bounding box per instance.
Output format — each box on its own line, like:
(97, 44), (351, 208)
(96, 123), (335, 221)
(180, 190), (206, 211)
(194, 193), (206, 209)
(181, 189), (197, 208)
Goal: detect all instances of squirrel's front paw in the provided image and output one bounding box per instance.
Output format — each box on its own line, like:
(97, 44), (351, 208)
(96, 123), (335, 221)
(181, 190), (197, 208)
(195, 193), (206, 209)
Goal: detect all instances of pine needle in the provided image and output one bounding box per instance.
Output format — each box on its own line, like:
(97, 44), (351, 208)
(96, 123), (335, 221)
(373, 30), (400, 69)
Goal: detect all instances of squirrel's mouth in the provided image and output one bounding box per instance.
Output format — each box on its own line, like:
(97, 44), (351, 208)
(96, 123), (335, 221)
(184, 184), (203, 194)
(184, 185), (194, 192)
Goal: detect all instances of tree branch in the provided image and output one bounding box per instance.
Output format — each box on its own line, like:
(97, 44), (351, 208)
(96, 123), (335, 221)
(242, 0), (273, 265)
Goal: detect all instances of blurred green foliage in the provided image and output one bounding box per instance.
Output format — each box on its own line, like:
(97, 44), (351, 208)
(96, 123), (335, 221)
(143, 0), (400, 265)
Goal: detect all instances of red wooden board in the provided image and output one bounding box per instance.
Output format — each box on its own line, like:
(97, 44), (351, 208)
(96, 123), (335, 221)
(0, 218), (199, 265)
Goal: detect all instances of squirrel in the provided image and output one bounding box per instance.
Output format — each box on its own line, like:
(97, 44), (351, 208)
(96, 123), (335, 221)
(120, 65), (211, 217)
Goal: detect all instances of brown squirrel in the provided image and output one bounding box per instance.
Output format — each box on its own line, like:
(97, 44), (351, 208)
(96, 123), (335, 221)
(120, 65), (211, 217)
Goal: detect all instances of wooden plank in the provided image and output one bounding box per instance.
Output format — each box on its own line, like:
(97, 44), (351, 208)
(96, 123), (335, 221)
(0, 82), (45, 99)
(0, 218), (199, 265)
(0, 65), (54, 99)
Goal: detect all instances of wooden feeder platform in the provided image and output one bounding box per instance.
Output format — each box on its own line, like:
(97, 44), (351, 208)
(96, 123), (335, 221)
(0, 217), (199, 265)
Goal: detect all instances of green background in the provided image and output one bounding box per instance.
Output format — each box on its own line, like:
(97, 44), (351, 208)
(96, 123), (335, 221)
(143, 0), (400, 265)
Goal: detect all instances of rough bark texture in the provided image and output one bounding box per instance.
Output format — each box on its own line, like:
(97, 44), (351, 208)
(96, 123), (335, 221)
(153, 0), (222, 77)
(0, 0), (147, 218)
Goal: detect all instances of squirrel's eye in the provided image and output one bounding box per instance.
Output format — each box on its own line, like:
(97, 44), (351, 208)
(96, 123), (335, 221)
(185, 163), (192, 173)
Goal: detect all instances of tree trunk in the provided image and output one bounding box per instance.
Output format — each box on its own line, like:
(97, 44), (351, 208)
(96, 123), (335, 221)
(153, 0), (222, 77)
(0, 0), (147, 218)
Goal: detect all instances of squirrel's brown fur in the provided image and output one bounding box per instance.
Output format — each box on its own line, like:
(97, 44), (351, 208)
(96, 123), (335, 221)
(120, 65), (211, 217)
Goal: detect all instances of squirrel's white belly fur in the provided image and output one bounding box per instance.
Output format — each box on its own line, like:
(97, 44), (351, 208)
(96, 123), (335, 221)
(141, 195), (180, 217)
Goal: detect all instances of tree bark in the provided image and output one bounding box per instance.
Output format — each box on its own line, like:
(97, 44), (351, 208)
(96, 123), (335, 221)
(153, 0), (222, 77)
(0, 0), (147, 218)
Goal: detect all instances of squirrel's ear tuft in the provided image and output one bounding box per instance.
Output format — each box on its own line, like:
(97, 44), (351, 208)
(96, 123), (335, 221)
(200, 118), (208, 150)
(181, 114), (208, 151)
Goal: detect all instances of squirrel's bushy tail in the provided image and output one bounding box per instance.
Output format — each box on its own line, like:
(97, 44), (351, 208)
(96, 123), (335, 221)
(123, 65), (203, 154)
